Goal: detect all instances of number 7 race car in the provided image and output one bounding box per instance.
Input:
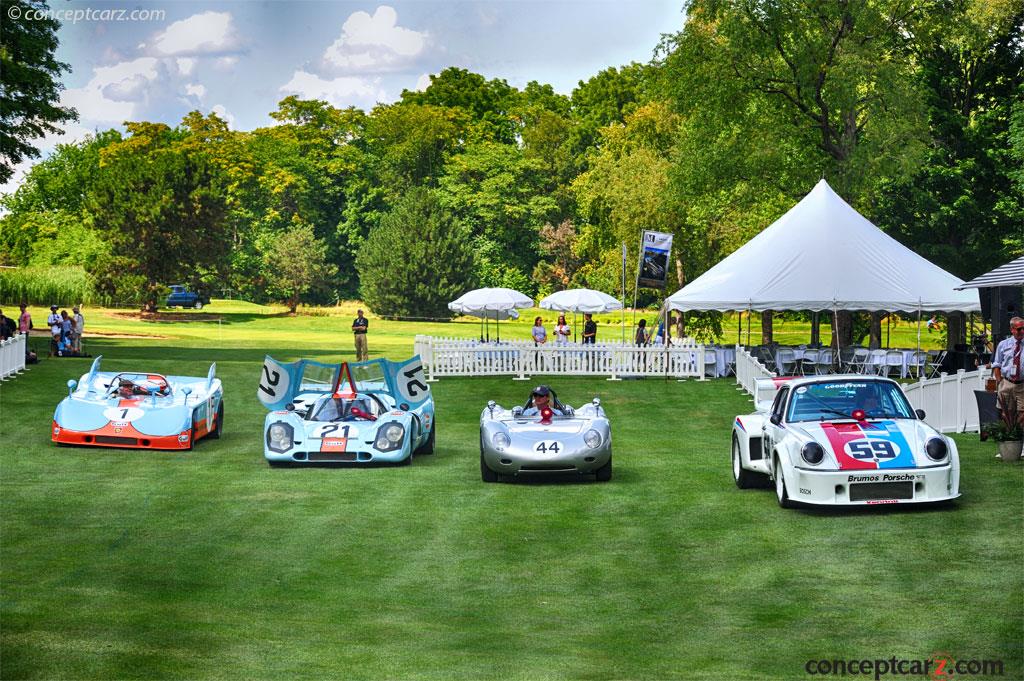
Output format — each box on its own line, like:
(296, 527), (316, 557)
(257, 355), (434, 466)
(52, 356), (223, 450)
(731, 375), (959, 508)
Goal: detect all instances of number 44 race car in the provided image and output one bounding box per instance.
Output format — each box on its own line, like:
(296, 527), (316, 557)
(257, 355), (434, 466)
(731, 376), (959, 508)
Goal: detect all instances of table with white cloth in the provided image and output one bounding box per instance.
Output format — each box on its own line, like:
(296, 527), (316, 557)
(862, 349), (919, 378)
(684, 346), (735, 377)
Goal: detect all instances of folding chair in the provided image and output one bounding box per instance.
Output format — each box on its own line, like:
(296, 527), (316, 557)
(815, 348), (834, 375)
(925, 350), (947, 379)
(797, 349), (819, 376)
(848, 348), (870, 374)
(908, 351), (927, 380)
(838, 347), (856, 372)
(776, 348), (797, 375)
(883, 350), (904, 379)
(704, 349), (718, 378)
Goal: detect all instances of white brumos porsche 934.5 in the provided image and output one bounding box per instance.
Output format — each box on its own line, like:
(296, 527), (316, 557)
(731, 375), (960, 508)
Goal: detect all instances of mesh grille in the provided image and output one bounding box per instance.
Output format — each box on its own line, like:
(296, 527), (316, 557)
(94, 436), (139, 446)
(309, 451), (357, 462)
(849, 482), (913, 501)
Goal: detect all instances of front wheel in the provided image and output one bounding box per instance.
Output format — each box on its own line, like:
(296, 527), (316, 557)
(594, 454), (612, 482)
(416, 419), (435, 455)
(480, 451), (500, 482)
(774, 456), (793, 509)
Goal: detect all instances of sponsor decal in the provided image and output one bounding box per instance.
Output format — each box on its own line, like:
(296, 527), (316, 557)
(867, 500), (900, 505)
(796, 386), (808, 394)
(848, 473), (920, 482)
(321, 438), (348, 452)
(799, 488), (811, 495)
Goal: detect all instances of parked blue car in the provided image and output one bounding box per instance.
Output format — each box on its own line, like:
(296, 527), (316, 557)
(165, 285), (210, 309)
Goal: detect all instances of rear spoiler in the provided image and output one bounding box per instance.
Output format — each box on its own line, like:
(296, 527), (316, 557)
(207, 362), (217, 391)
(753, 377), (797, 412)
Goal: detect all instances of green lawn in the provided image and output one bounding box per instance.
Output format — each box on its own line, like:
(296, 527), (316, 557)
(0, 309), (1018, 680)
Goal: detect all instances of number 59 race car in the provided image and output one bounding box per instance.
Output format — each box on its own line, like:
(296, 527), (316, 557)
(52, 356), (223, 450)
(731, 375), (959, 508)
(257, 355), (434, 466)
(479, 385), (612, 482)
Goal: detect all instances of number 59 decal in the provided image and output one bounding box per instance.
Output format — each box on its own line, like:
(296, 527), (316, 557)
(845, 439), (899, 459)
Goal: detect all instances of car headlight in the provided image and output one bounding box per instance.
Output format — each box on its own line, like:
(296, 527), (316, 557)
(374, 422), (405, 451)
(267, 422), (294, 453)
(925, 437), (948, 461)
(492, 432), (511, 451)
(584, 429), (602, 448)
(801, 442), (825, 465)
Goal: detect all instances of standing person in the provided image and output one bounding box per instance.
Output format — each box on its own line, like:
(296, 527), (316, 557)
(0, 310), (14, 340)
(352, 309), (369, 361)
(554, 314), (571, 344)
(18, 304), (32, 335)
(47, 304), (61, 356)
(531, 316), (548, 345)
(72, 305), (84, 353)
(635, 319), (650, 346)
(992, 317), (1024, 424)
(582, 313), (597, 344)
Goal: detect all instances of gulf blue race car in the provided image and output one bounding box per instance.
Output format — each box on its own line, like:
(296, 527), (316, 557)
(257, 355), (434, 466)
(52, 356), (223, 450)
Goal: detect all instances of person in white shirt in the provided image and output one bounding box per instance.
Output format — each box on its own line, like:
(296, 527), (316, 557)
(554, 314), (571, 345)
(46, 304), (61, 355)
(992, 317), (1024, 423)
(72, 305), (84, 353)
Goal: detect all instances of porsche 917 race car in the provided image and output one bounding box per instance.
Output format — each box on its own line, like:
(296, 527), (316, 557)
(479, 385), (612, 482)
(731, 375), (959, 508)
(257, 355), (434, 466)
(52, 356), (223, 450)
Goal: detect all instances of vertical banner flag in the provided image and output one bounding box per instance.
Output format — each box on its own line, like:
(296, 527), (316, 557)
(637, 230), (673, 289)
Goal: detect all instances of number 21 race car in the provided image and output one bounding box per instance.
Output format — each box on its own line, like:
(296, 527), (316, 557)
(257, 355), (434, 466)
(731, 375), (959, 508)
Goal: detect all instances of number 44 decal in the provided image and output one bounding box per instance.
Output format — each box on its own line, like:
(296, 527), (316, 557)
(533, 441), (561, 454)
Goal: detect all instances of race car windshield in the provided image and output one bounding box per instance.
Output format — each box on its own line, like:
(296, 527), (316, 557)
(787, 381), (914, 423)
(307, 396), (378, 422)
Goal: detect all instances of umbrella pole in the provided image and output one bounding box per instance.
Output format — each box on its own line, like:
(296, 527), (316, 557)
(573, 311), (577, 343)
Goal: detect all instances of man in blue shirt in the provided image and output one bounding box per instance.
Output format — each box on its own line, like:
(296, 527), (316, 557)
(991, 316), (1024, 422)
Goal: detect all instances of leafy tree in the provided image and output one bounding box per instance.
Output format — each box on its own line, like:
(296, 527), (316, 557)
(357, 188), (476, 319)
(263, 223), (338, 313)
(401, 67), (519, 143)
(0, 0), (78, 183)
(532, 220), (584, 294)
(88, 121), (231, 310)
(365, 103), (464, 188)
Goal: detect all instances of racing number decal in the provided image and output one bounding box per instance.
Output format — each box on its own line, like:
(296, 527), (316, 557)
(258, 365), (281, 397)
(397, 360), (429, 403)
(102, 407), (145, 422)
(317, 424), (352, 452)
(533, 441), (561, 454)
(845, 439), (899, 460)
(315, 424), (353, 438)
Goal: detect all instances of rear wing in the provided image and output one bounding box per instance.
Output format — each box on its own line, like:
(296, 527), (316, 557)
(753, 377), (796, 412)
(206, 362), (217, 391)
(257, 355), (429, 411)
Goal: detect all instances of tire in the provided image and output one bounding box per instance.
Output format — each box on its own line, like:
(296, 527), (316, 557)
(594, 454), (612, 482)
(194, 301), (203, 310)
(732, 434), (758, 489)
(480, 450), (500, 483)
(210, 402), (224, 439)
(186, 424), (194, 451)
(774, 455), (793, 508)
(419, 420), (435, 455)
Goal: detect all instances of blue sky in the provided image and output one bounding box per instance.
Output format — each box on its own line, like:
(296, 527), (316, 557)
(4, 0), (684, 192)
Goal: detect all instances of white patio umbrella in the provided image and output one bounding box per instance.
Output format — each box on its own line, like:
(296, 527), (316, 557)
(539, 288), (623, 342)
(448, 304), (520, 341)
(449, 287), (533, 341)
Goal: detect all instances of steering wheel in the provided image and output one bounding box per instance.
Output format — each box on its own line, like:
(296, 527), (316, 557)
(350, 406), (377, 421)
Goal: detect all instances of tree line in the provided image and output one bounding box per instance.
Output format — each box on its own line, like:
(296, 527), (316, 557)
(2, 0), (1021, 327)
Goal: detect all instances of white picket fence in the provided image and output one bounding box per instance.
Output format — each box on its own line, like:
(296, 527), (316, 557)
(903, 369), (987, 434)
(413, 335), (707, 380)
(734, 344), (776, 395)
(0, 333), (27, 380)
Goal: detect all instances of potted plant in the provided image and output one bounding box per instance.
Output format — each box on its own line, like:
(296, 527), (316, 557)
(981, 396), (1023, 462)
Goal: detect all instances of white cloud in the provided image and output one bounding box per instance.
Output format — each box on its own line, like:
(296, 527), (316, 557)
(322, 6), (427, 73)
(151, 11), (241, 56)
(185, 83), (206, 99)
(211, 104), (235, 128)
(62, 58), (161, 123)
(415, 73), (432, 91)
(216, 56), (238, 69)
(280, 70), (386, 108)
(176, 57), (196, 75)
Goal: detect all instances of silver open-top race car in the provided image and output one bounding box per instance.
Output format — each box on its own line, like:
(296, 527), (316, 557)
(479, 385), (612, 482)
(732, 375), (960, 508)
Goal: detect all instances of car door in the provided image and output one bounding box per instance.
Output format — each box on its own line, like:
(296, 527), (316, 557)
(762, 385), (789, 461)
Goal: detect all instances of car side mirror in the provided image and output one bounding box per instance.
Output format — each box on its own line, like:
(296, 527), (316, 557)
(487, 400), (496, 412)
(512, 406), (523, 417)
(592, 397), (601, 408)
(67, 379), (77, 396)
(182, 386), (192, 403)
(769, 413), (782, 426)
(915, 408), (926, 420)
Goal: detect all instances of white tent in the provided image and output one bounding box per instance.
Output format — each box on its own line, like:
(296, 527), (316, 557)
(666, 180), (980, 313)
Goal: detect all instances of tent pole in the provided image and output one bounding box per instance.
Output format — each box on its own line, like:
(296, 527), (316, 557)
(621, 242), (627, 344)
(746, 305), (751, 346)
(886, 313), (891, 349)
(832, 303), (839, 372)
(916, 301), (922, 359)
